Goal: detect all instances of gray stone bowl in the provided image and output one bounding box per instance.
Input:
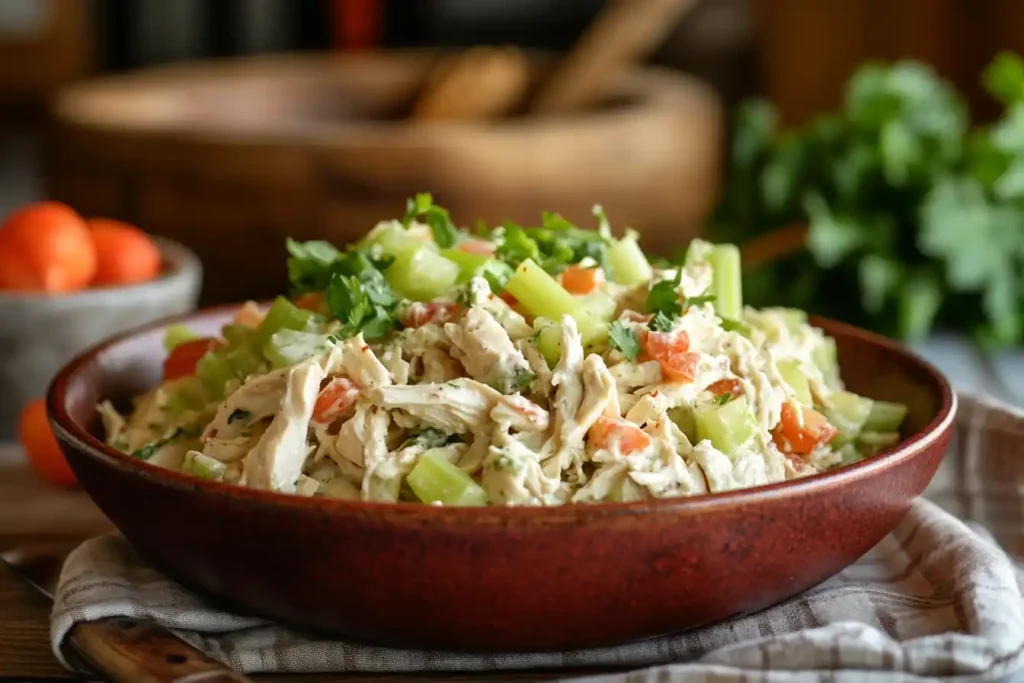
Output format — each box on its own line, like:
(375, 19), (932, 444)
(0, 237), (201, 439)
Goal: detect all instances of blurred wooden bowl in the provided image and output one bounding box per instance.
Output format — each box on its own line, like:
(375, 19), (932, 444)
(45, 51), (722, 305)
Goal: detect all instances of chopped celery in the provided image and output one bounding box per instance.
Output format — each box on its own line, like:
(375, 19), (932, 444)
(263, 329), (330, 368)
(778, 361), (812, 406)
(254, 297), (316, 347)
(163, 324), (199, 352)
(183, 452), (226, 481)
(439, 249), (514, 290)
(576, 292), (617, 323)
(859, 430), (901, 448)
(825, 390), (874, 447)
(708, 244), (743, 320)
(534, 320), (562, 367)
(720, 317), (753, 337)
(812, 337), (840, 389)
(223, 343), (263, 379)
(221, 323), (255, 347)
(407, 449), (489, 506)
(863, 400), (908, 433)
(506, 259), (600, 343)
(838, 443), (863, 466)
(667, 405), (697, 444)
(196, 351), (235, 400)
(608, 235), (653, 286)
(363, 220), (431, 257)
(695, 396), (758, 458)
(165, 376), (207, 415)
(387, 246), (460, 301)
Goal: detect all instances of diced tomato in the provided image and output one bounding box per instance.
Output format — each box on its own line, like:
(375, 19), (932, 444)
(163, 338), (223, 381)
(233, 301), (265, 328)
(642, 330), (697, 382)
(772, 403), (838, 456)
(499, 291), (518, 307)
(560, 265), (605, 295)
(401, 301), (463, 328)
(293, 292), (326, 313)
(313, 377), (361, 423)
(642, 330), (690, 361)
(588, 417), (652, 454)
(459, 239), (496, 256)
(707, 378), (742, 398)
(660, 352), (700, 382)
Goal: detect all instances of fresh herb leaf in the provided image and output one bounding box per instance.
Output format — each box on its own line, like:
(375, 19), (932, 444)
(646, 268), (683, 318)
(403, 193), (458, 248)
(228, 409), (251, 425)
(682, 294), (716, 309)
(325, 273), (400, 341)
(608, 321), (641, 361)
(593, 204), (612, 239)
(717, 392), (732, 405)
(510, 366), (536, 393)
(402, 427), (458, 449)
(286, 239), (341, 295)
(496, 221), (541, 267)
(720, 317), (753, 337)
(649, 311), (676, 332)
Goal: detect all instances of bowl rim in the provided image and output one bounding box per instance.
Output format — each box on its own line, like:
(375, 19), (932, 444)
(47, 305), (956, 524)
(51, 50), (719, 143)
(0, 236), (202, 304)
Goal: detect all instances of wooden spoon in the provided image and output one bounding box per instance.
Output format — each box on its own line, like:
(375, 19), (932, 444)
(411, 0), (698, 122)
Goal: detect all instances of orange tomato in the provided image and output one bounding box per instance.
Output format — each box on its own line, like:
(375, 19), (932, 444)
(561, 265), (605, 295)
(642, 330), (698, 382)
(163, 338), (223, 381)
(458, 240), (496, 256)
(87, 218), (161, 286)
(772, 403), (838, 456)
(401, 301), (463, 328)
(588, 417), (652, 454)
(18, 399), (78, 489)
(498, 291), (518, 307)
(313, 377), (361, 423)
(293, 292), (326, 313)
(0, 202), (96, 292)
(707, 378), (743, 398)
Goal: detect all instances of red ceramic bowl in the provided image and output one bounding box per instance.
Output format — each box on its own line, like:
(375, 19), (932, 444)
(47, 306), (956, 652)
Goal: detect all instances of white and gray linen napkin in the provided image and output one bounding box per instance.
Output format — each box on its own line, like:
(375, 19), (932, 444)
(51, 394), (1024, 682)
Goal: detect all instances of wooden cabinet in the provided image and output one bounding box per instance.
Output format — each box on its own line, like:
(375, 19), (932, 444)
(752, 0), (1024, 124)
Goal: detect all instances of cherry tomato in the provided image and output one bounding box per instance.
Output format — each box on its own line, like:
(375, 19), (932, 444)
(642, 330), (697, 382)
(588, 417), (652, 454)
(560, 265), (605, 295)
(18, 399), (78, 489)
(88, 218), (161, 286)
(661, 352), (700, 382)
(0, 202), (96, 292)
(772, 403), (838, 456)
(163, 338), (223, 380)
(313, 377), (362, 423)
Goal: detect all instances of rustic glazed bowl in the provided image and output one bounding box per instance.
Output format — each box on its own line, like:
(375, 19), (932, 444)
(0, 238), (201, 440)
(47, 308), (955, 652)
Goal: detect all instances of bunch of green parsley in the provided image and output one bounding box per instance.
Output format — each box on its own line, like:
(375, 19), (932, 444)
(712, 52), (1024, 348)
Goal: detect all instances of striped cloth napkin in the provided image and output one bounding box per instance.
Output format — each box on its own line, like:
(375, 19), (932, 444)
(51, 394), (1024, 682)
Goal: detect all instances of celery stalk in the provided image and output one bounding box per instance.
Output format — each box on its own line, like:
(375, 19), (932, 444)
(407, 449), (488, 506)
(668, 406), (698, 444)
(576, 292), (617, 323)
(254, 297), (315, 347)
(608, 236), (653, 286)
(196, 351), (235, 400)
(163, 324), (199, 352)
(778, 361), (812, 406)
(863, 400), (908, 433)
(708, 244), (743, 320)
(534, 321), (562, 367)
(166, 376), (207, 415)
(695, 396), (758, 458)
(506, 259), (600, 343)
(364, 221), (431, 257)
(826, 390), (874, 447)
(263, 329), (330, 368)
(812, 337), (839, 389)
(387, 246), (460, 301)
(440, 249), (490, 283)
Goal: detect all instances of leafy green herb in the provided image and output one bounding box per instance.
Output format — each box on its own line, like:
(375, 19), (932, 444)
(717, 392), (732, 405)
(720, 317), (753, 337)
(403, 193), (458, 248)
(683, 295), (717, 309)
(228, 409), (251, 425)
(402, 427), (459, 449)
(608, 321), (641, 361)
(286, 239), (341, 295)
(649, 311), (676, 332)
(713, 53), (1024, 347)
(510, 366), (537, 393)
(646, 268), (683, 319)
(496, 221), (541, 267)
(325, 273), (399, 341)
(494, 212), (613, 275)
(131, 427), (200, 461)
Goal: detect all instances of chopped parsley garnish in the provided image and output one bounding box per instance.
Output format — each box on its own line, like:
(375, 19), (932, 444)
(403, 192), (458, 248)
(720, 317), (753, 337)
(130, 427), (200, 461)
(649, 311), (676, 332)
(717, 392), (733, 405)
(286, 239), (341, 295)
(227, 409), (251, 424)
(402, 427), (461, 449)
(324, 268), (402, 341)
(647, 266), (717, 329)
(510, 366), (537, 393)
(608, 321), (641, 361)
(494, 212), (612, 275)
(495, 221), (541, 267)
